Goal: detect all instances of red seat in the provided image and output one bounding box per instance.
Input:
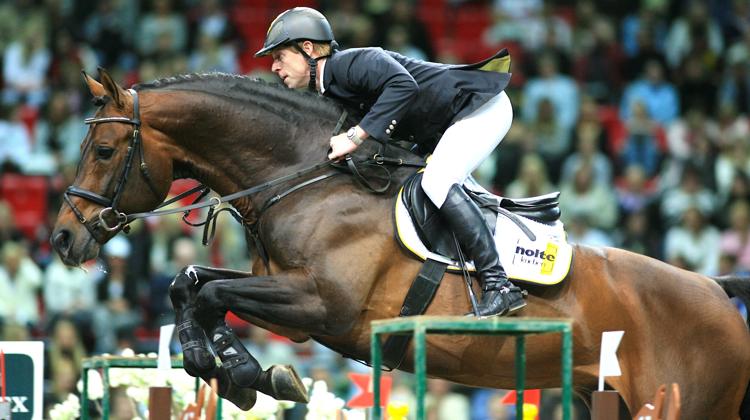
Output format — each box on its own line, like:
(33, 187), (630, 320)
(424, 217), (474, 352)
(0, 175), (48, 240)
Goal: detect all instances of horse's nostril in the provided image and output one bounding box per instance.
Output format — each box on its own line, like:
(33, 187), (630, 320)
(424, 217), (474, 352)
(52, 229), (72, 254)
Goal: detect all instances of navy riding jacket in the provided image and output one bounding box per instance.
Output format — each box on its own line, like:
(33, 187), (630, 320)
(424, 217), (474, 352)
(321, 47), (512, 151)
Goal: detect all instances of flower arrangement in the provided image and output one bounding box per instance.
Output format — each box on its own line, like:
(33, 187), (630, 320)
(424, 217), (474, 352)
(49, 349), (376, 420)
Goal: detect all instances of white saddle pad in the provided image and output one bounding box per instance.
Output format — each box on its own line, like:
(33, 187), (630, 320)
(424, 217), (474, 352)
(395, 187), (573, 286)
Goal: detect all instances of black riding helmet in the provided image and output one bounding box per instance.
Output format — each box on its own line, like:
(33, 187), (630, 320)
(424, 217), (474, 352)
(256, 7), (337, 91)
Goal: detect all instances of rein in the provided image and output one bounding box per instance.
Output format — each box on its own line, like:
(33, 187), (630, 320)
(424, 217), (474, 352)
(68, 91), (426, 261)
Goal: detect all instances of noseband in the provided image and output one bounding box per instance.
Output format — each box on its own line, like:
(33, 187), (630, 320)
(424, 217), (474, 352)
(64, 89), (159, 242)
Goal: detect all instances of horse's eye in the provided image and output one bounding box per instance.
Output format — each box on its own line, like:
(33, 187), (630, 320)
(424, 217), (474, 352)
(96, 146), (114, 160)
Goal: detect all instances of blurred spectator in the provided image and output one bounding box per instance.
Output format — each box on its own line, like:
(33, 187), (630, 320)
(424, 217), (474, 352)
(43, 253), (96, 333)
(616, 164), (656, 217)
(45, 317), (86, 406)
(149, 235), (197, 327)
(660, 164), (717, 227)
(573, 17), (625, 103)
(618, 101), (664, 178)
(617, 209), (661, 258)
(385, 25), (427, 61)
(664, 0), (724, 70)
(0, 200), (24, 247)
(622, 22), (669, 82)
(519, 3), (572, 54)
(527, 97), (571, 183)
(137, 0), (188, 59)
(0, 103), (32, 173)
(2, 15), (51, 107)
(92, 235), (143, 353)
(186, 0), (235, 49)
(664, 206), (721, 275)
(720, 200), (750, 272)
(716, 137), (750, 207)
(621, 3), (668, 58)
(83, 0), (137, 70)
(424, 378), (470, 420)
(325, 0), (365, 48)
(0, 241), (43, 329)
(718, 49), (750, 115)
(488, 121), (529, 193)
(676, 55), (718, 116)
(620, 59), (679, 125)
(504, 153), (556, 199)
(33, 91), (87, 170)
(372, 1), (434, 61)
(716, 104), (750, 149)
(522, 53), (579, 132)
(560, 121), (613, 187)
(559, 163), (619, 231)
(188, 31), (238, 73)
(721, 0), (750, 45)
(565, 211), (615, 247)
(666, 108), (720, 164)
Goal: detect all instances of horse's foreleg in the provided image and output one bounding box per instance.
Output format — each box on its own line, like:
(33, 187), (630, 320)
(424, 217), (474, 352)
(170, 265), (266, 410)
(193, 270), (325, 403)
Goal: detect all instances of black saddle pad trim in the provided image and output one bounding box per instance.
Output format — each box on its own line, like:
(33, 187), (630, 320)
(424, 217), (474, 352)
(401, 172), (498, 261)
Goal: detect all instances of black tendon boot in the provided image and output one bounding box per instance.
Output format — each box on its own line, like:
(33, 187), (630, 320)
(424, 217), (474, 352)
(440, 184), (526, 317)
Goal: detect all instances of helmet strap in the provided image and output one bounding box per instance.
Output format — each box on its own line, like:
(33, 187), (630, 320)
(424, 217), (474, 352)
(293, 43), (332, 92)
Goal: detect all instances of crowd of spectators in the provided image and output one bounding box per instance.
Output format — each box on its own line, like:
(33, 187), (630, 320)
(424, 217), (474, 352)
(0, 0), (749, 418)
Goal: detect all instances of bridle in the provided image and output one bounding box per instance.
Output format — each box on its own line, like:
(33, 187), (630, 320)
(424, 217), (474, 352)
(63, 89), (160, 242)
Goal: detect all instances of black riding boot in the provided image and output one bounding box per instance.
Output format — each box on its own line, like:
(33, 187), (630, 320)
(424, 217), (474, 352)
(440, 184), (526, 317)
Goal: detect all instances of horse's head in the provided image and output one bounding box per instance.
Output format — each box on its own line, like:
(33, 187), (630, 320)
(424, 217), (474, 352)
(51, 68), (173, 266)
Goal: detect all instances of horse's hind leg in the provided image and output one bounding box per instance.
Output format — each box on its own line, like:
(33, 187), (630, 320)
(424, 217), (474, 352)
(182, 266), (309, 404)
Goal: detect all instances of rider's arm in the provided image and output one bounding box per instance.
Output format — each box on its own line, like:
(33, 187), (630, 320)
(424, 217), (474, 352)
(345, 48), (418, 141)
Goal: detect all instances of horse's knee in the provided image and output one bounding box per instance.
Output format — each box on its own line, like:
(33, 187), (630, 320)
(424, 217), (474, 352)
(169, 265), (200, 306)
(195, 281), (227, 320)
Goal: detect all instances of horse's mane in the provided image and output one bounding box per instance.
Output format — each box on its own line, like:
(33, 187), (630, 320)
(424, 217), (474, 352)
(134, 72), (346, 123)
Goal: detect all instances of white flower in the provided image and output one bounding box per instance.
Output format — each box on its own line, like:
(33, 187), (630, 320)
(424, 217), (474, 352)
(76, 369), (104, 400)
(305, 380), (344, 420)
(49, 394), (81, 420)
(120, 348), (136, 357)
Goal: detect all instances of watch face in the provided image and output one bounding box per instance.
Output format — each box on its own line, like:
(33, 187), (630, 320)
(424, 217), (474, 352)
(347, 127), (356, 138)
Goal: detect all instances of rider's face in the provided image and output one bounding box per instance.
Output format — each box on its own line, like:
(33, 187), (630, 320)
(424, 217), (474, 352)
(271, 47), (310, 89)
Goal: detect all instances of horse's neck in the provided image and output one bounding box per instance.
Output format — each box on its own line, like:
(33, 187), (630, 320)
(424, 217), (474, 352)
(149, 89), (340, 216)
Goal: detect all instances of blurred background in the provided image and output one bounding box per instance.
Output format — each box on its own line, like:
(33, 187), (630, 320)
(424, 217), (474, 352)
(1, 0), (749, 418)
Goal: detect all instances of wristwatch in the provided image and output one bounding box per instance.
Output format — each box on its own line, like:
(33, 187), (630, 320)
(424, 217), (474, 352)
(346, 127), (364, 146)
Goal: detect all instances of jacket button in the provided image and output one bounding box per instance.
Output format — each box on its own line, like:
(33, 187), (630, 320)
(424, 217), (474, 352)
(392, 120), (397, 124)
(409, 135), (415, 141)
(389, 124), (394, 130)
(386, 129), (391, 134)
(359, 103), (365, 109)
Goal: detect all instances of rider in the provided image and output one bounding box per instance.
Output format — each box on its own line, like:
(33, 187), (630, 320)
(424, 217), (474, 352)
(255, 7), (525, 317)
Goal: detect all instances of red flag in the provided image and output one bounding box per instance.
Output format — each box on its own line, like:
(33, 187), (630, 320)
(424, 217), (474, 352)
(346, 373), (392, 408)
(500, 389), (541, 419)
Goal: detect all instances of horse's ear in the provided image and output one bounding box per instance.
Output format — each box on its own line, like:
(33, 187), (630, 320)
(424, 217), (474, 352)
(82, 71), (106, 99)
(97, 67), (127, 108)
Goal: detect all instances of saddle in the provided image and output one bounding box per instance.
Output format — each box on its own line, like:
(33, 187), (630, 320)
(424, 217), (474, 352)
(400, 172), (561, 262)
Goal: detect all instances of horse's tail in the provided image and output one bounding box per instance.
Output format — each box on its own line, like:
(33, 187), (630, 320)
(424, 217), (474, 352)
(714, 274), (750, 324)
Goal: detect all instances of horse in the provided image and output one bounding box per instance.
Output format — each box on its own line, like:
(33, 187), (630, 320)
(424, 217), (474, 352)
(51, 69), (750, 419)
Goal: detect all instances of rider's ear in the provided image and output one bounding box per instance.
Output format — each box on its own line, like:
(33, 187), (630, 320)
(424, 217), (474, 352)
(97, 67), (127, 109)
(82, 71), (106, 99)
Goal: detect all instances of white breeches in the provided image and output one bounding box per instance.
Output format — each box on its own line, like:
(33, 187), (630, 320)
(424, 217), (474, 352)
(421, 90), (513, 208)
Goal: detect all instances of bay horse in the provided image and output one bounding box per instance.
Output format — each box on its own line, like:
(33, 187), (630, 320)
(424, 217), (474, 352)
(51, 69), (750, 419)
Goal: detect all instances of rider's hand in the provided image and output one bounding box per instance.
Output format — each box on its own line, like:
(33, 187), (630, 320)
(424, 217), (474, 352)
(328, 132), (359, 160)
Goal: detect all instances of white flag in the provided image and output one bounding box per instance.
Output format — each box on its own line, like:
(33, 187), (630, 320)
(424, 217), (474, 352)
(158, 324), (176, 371)
(598, 330), (624, 391)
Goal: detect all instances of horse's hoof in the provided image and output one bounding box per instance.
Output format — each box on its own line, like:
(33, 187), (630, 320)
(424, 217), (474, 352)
(216, 367), (258, 411)
(256, 365), (309, 403)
